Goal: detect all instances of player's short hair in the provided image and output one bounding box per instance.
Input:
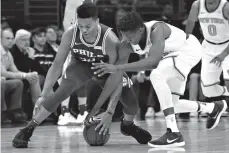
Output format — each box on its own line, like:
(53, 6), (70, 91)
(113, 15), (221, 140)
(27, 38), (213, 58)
(117, 12), (144, 32)
(77, 3), (98, 19)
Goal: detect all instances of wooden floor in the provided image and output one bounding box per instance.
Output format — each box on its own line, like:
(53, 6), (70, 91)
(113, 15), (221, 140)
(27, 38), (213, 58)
(1, 117), (229, 153)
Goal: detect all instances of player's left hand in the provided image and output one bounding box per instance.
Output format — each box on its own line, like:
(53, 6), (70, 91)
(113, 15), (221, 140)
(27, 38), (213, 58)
(210, 52), (227, 67)
(91, 63), (118, 77)
(95, 112), (112, 135)
(84, 108), (100, 125)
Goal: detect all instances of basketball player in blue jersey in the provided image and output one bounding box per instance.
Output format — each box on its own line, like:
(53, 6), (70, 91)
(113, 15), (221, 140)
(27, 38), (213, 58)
(186, 0), (229, 106)
(12, 3), (152, 148)
(92, 12), (228, 147)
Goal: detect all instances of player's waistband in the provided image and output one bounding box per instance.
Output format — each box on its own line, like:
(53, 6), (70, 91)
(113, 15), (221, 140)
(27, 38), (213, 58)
(205, 39), (229, 45)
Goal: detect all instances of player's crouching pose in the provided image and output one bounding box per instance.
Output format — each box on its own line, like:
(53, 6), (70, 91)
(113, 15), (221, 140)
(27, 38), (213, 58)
(12, 3), (151, 148)
(92, 12), (227, 148)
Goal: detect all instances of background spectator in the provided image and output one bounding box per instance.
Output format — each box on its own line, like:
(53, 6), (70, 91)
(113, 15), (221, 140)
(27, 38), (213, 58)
(1, 28), (40, 121)
(1, 77), (26, 123)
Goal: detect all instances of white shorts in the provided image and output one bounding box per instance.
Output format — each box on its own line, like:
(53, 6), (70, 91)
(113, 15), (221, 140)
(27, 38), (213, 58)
(201, 40), (229, 86)
(156, 35), (202, 95)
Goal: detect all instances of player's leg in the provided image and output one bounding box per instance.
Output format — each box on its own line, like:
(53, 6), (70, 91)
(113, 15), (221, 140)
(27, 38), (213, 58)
(149, 63), (185, 148)
(171, 38), (227, 128)
(12, 58), (93, 148)
(201, 42), (229, 98)
(148, 35), (202, 147)
(119, 77), (152, 144)
(73, 85), (88, 124)
(57, 54), (78, 125)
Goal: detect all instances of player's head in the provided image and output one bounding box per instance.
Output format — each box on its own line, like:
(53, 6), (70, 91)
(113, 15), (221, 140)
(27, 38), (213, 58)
(77, 3), (98, 38)
(117, 12), (144, 45)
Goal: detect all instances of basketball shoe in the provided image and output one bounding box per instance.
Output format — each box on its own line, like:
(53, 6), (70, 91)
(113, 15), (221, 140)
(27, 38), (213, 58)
(148, 128), (185, 148)
(120, 119), (152, 144)
(12, 125), (34, 148)
(206, 100), (227, 130)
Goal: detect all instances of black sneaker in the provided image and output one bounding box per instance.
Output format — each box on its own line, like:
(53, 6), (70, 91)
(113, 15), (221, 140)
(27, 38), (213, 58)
(206, 100), (227, 130)
(12, 126), (34, 148)
(148, 128), (185, 148)
(120, 121), (152, 144)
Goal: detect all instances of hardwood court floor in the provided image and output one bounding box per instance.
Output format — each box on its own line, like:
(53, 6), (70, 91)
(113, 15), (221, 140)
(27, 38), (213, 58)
(1, 117), (229, 153)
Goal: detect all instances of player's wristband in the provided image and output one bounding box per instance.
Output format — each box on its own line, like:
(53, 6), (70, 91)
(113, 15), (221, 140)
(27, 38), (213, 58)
(21, 73), (27, 79)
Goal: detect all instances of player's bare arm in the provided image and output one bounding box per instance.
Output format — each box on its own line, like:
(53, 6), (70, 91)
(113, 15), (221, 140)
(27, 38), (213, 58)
(95, 82), (123, 135)
(185, 0), (200, 37)
(92, 22), (169, 74)
(86, 31), (125, 120)
(40, 27), (74, 97)
(210, 3), (229, 66)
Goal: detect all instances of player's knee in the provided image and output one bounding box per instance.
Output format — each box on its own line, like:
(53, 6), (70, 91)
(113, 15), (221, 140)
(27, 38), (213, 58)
(150, 69), (163, 85)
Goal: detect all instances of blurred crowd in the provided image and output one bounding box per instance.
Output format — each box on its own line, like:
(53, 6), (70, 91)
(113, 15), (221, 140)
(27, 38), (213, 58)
(1, 0), (228, 125)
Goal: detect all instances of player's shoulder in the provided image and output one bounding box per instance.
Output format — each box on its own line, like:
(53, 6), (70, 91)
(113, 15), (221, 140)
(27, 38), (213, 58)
(104, 28), (119, 45)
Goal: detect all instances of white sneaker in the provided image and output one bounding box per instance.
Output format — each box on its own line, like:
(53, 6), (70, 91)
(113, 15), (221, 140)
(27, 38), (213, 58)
(154, 111), (164, 117)
(74, 111), (88, 124)
(145, 107), (155, 118)
(58, 112), (77, 125)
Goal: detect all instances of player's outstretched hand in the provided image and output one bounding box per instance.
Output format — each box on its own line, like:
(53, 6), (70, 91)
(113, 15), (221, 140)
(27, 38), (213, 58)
(95, 112), (112, 135)
(91, 63), (118, 77)
(210, 52), (227, 67)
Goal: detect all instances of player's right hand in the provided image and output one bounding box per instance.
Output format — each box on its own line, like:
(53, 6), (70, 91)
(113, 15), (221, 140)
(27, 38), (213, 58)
(95, 112), (112, 135)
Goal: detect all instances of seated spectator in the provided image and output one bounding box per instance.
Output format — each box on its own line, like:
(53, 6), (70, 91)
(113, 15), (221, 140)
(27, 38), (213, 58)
(1, 28), (41, 119)
(1, 77), (26, 123)
(1, 29), (38, 120)
(46, 25), (59, 53)
(31, 27), (56, 76)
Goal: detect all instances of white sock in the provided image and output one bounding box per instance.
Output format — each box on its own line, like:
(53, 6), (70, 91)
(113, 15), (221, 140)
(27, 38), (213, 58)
(173, 95), (214, 114)
(173, 95), (200, 113)
(61, 97), (70, 107)
(165, 114), (179, 132)
(78, 97), (87, 106)
(198, 102), (215, 114)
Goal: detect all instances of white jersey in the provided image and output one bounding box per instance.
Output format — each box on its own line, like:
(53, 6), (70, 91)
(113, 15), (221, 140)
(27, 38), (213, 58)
(198, 0), (229, 43)
(131, 21), (187, 57)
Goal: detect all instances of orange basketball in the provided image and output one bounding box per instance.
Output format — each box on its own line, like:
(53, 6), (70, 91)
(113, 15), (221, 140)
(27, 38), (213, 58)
(83, 119), (110, 146)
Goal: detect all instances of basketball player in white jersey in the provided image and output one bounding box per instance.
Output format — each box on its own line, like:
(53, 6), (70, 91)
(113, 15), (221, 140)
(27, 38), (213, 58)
(92, 12), (228, 147)
(186, 0), (229, 101)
